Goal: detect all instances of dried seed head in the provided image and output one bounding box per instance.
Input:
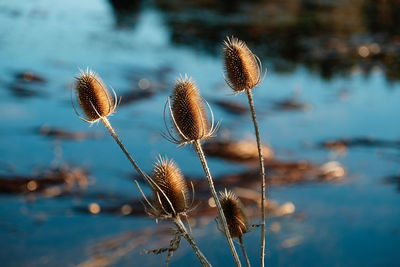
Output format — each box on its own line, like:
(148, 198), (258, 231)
(152, 157), (189, 216)
(74, 69), (116, 122)
(219, 189), (249, 238)
(164, 75), (220, 146)
(172, 76), (209, 141)
(223, 37), (262, 93)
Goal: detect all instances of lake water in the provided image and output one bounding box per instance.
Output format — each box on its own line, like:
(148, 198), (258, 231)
(0, 0), (399, 266)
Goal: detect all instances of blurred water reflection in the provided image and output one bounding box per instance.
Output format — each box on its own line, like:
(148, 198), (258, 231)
(0, 0), (399, 266)
(150, 0), (400, 80)
(108, 0), (141, 29)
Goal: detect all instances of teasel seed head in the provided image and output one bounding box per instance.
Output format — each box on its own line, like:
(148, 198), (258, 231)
(72, 68), (118, 123)
(223, 36), (265, 93)
(151, 156), (190, 217)
(219, 189), (249, 238)
(163, 75), (220, 146)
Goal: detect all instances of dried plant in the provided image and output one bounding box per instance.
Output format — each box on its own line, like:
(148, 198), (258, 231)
(73, 68), (117, 122)
(72, 37), (269, 266)
(145, 229), (182, 267)
(163, 75), (219, 146)
(72, 68), (149, 185)
(73, 69), (210, 266)
(139, 156), (193, 220)
(223, 36), (267, 267)
(223, 37), (264, 93)
(135, 156), (210, 266)
(219, 189), (249, 239)
(164, 75), (242, 266)
(219, 190), (251, 267)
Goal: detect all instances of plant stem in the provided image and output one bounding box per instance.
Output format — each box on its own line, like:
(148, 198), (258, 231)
(193, 140), (242, 267)
(239, 236), (251, 267)
(101, 117), (149, 184)
(245, 88), (266, 267)
(173, 217), (212, 267)
(101, 117), (211, 266)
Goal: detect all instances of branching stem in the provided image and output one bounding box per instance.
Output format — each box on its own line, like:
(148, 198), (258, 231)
(173, 217), (211, 267)
(101, 117), (211, 266)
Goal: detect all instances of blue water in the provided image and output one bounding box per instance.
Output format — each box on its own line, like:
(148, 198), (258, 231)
(0, 0), (399, 266)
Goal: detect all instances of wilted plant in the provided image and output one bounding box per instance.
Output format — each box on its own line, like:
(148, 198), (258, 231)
(223, 36), (267, 267)
(219, 190), (251, 267)
(164, 75), (242, 266)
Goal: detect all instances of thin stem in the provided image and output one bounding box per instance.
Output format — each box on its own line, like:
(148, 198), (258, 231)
(173, 217), (212, 267)
(102, 117), (210, 265)
(101, 117), (148, 184)
(193, 140), (242, 267)
(239, 236), (251, 267)
(101, 117), (212, 264)
(245, 89), (266, 267)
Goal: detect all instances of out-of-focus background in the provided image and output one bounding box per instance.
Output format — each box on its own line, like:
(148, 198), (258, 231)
(0, 0), (399, 266)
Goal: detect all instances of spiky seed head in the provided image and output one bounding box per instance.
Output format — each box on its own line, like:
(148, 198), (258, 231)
(75, 69), (115, 122)
(171, 76), (210, 141)
(219, 190), (249, 238)
(152, 157), (189, 216)
(223, 37), (261, 92)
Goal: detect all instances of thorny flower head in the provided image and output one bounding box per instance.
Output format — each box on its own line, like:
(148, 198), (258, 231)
(163, 75), (219, 146)
(135, 156), (195, 221)
(223, 36), (266, 93)
(72, 68), (119, 124)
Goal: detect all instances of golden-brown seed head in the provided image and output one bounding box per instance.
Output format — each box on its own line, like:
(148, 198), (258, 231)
(75, 69), (115, 122)
(219, 190), (249, 238)
(152, 157), (189, 216)
(171, 76), (210, 142)
(223, 37), (261, 92)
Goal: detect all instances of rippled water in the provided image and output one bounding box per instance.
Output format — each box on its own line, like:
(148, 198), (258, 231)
(0, 0), (399, 266)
